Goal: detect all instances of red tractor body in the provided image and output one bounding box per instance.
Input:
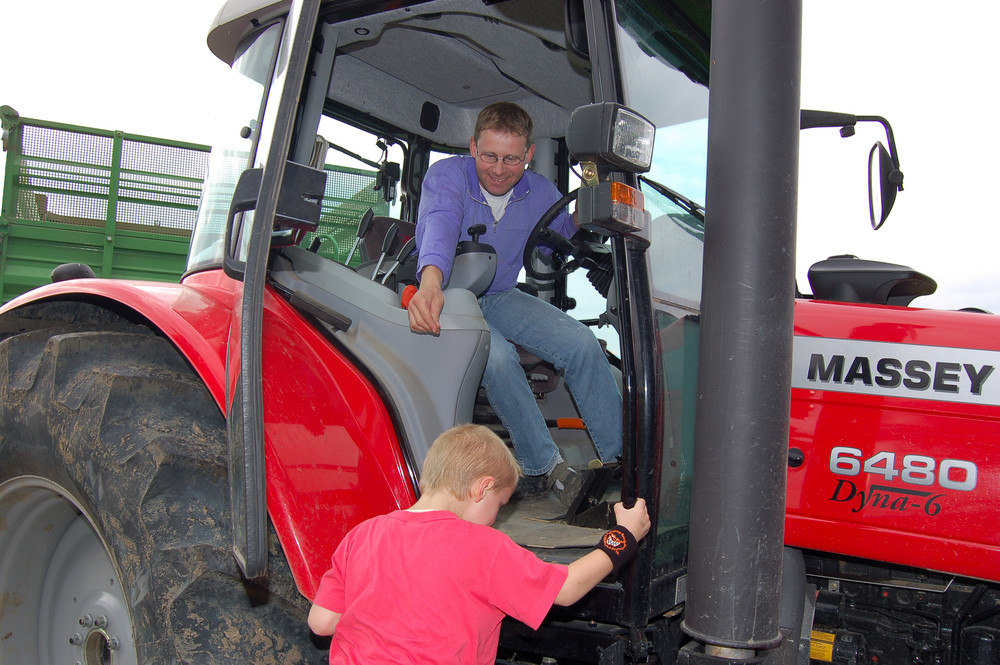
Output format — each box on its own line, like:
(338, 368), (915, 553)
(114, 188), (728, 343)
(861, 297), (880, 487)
(788, 299), (1000, 583)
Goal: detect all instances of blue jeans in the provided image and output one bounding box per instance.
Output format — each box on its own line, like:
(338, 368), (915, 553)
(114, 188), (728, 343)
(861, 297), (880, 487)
(478, 288), (623, 475)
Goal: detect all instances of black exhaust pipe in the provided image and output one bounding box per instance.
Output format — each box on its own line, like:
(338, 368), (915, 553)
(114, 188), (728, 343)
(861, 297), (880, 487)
(682, 0), (802, 658)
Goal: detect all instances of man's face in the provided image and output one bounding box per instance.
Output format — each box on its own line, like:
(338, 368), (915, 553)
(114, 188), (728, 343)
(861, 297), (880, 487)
(470, 129), (535, 197)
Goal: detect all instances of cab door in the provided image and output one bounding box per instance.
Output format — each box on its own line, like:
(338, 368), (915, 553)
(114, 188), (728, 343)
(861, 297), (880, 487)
(223, 0), (323, 578)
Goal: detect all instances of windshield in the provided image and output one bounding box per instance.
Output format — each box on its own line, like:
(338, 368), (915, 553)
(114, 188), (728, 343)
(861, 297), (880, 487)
(616, 0), (709, 573)
(186, 24), (281, 272)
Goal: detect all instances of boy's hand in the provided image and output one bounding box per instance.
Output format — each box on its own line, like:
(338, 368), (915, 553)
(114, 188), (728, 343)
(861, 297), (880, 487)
(613, 499), (650, 541)
(557, 498), (651, 607)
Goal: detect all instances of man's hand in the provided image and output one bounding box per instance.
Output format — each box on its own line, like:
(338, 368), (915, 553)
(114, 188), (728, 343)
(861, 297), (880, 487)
(408, 266), (445, 334)
(613, 498), (650, 541)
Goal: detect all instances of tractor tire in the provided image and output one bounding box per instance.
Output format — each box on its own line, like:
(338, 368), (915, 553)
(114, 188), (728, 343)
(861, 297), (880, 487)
(0, 305), (321, 664)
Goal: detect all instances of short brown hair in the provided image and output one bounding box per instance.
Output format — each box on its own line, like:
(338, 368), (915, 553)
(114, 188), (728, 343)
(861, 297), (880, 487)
(474, 102), (534, 147)
(419, 424), (522, 499)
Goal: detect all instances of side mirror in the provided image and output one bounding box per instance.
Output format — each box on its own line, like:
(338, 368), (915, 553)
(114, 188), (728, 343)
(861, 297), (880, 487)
(564, 0), (589, 59)
(868, 141), (902, 230)
(801, 110), (904, 230)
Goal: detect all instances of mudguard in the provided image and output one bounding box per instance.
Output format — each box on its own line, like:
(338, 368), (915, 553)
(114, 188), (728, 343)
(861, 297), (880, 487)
(0, 271), (415, 596)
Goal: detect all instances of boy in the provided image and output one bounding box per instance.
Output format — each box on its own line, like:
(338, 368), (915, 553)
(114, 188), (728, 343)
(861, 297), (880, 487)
(308, 423), (650, 664)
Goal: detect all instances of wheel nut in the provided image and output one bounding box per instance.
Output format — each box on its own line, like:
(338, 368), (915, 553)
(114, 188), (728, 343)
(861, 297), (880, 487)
(69, 632), (83, 645)
(108, 636), (121, 651)
(94, 615), (108, 628)
(79, 614), (94, 626)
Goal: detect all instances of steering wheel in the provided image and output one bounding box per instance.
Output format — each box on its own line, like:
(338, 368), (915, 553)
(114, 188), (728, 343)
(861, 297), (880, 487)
(522, 189), (581, 280)
(523, 189), (614, 283)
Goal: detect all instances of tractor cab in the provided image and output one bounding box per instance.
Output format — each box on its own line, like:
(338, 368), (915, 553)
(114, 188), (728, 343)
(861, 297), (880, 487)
(188, 0), (712, 655)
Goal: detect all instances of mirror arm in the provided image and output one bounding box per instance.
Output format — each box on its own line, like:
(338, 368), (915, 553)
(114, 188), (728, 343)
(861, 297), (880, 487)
(800, 110), (903, 191)
(856, 115), (903, 190)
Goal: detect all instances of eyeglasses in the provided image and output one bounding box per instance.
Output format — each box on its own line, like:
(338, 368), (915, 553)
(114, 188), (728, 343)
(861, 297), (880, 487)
(476, 150), (526, 167)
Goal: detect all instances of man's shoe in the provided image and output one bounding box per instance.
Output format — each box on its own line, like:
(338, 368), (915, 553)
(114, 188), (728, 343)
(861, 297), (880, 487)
(513, 473), (550, 500)
(547, 461), (594, 508)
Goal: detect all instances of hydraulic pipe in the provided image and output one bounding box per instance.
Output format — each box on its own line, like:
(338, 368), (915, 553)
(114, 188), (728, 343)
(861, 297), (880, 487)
(682, 0), (802, 655)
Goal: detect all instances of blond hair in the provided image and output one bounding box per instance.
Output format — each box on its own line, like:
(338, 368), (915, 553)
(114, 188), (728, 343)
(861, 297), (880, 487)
(473, 102), (534, 147)
(419, 424), (522, 499)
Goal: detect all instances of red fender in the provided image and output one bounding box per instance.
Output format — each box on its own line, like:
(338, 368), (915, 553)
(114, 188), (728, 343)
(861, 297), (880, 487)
(0, 270), (416, 597)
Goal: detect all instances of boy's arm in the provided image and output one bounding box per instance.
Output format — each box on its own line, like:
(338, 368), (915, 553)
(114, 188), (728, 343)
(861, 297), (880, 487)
(308, 602), (342, 636)
(553, 499), (651, 607)
(554, 549), (614, 606)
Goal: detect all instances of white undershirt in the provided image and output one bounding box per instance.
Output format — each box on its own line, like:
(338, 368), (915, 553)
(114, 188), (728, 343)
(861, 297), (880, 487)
(481, 186), (513, 223)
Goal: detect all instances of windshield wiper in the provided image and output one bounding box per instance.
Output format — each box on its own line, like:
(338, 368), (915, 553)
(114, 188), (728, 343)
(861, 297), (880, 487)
(638, 175), (705, 221)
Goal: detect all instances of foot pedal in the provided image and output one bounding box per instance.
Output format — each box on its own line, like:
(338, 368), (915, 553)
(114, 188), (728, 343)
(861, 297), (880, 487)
(565, 464), (619, 523)
(568, 500), (615, 529)
(561, 468), (596, 519)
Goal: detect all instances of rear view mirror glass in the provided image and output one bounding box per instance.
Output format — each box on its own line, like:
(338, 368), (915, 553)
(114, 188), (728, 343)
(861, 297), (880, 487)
(868, 141), (897, 230)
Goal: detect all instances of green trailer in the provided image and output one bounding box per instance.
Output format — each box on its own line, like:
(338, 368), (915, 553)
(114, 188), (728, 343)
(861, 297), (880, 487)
(0, 105), (389, 303)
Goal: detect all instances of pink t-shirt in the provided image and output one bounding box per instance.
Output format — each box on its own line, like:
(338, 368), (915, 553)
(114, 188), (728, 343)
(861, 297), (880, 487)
(313, 510), (568, 665)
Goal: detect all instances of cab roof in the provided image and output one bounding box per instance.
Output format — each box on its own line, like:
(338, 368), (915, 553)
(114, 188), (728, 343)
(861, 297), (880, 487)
(207, 0), (710, 148)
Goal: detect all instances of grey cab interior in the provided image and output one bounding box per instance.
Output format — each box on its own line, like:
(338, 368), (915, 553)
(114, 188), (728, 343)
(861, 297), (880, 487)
(253, 0), (608, 472)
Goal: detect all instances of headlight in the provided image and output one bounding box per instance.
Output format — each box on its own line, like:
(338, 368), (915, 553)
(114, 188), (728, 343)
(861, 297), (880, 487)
(566, 102), (655, 173)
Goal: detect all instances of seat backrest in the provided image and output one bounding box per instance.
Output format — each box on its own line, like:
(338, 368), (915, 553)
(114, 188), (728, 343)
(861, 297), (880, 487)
(360, 216), (416, 262)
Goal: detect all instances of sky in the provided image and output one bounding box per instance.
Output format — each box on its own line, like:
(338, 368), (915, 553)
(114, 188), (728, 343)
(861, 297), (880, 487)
(3, 1), (999, 312)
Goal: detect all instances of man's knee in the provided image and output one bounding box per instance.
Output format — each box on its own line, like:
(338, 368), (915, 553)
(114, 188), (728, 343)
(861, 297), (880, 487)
(566, 328), (606, 365)
(485, 335), (521, 372)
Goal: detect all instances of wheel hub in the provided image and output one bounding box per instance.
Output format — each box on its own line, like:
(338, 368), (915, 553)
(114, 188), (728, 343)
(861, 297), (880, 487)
(0, 477), (137, 665)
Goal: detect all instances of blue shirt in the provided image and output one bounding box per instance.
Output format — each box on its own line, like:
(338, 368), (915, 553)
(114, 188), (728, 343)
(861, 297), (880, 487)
(415, 155), (575, 296)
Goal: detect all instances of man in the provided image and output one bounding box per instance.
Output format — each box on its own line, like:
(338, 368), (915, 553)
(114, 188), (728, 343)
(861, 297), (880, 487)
(407, 102), (623, 506)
